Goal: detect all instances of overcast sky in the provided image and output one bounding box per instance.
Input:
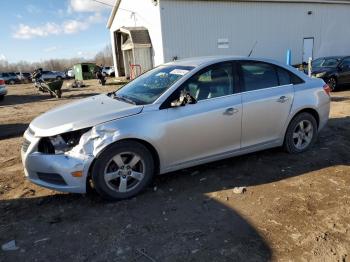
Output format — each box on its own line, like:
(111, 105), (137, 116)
(0, 0), (115, 63)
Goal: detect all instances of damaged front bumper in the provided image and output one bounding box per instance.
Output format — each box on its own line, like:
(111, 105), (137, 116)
(21, 129), (93, 194)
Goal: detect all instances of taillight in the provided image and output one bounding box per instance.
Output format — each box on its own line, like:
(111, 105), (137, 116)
(323, 84), (331, 96)
(0, 79), (4, 85)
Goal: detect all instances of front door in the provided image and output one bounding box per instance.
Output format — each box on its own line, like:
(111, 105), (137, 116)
(338, 57), (350, 84)
(160, 62), (242, 168)
(303, 38), (314, 63)
(239, 61), (294, 148)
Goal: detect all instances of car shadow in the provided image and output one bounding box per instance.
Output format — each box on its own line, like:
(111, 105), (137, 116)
(0, 94), (52, 107)
(159, 116), (350, 189)
(0, 192), (271, 261)
(0, 93), (100, 107)
(0, 123), (28, 140)
(331, 96), (350, 102)
(1, 117), (349, 261)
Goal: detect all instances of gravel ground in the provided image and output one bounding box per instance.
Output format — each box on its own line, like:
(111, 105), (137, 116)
(0, 80), (349, 262)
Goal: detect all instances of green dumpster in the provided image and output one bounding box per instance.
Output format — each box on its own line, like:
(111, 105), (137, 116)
(73, 63), (98, 81)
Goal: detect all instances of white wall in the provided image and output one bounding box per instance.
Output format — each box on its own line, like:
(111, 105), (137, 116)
(160, 0), (350, 65)
(109, 0), (164, 76)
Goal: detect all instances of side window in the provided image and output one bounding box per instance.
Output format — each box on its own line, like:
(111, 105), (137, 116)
(180, 63), (235, 101)
(240, 62), (278, 91)
(341, 58), (350, 68)
(290, 73), (304, 85)
(276, 67), (291, 86)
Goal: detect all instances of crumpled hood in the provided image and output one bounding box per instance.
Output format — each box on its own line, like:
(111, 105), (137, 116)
(30, 94), (143, 137)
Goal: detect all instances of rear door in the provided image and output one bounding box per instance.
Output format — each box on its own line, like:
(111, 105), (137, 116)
(239, 61), (295, 148)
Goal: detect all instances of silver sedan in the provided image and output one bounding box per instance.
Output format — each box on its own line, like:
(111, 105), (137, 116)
(21, 56), (331, 200)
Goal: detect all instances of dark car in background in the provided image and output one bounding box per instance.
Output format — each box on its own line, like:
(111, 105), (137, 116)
(0, 72), (20, 85)
(41, 71), (66, 81)
(311, 56), (350, 91)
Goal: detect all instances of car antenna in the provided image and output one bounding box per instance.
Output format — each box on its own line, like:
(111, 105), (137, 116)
(248, 41), (258, 57)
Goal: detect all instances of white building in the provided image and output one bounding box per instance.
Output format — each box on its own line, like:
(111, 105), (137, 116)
(107, 0), (350, 78)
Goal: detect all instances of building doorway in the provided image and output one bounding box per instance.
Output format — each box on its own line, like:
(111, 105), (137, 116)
(303, 37), (314, 63)
(113, 27), (153, 78)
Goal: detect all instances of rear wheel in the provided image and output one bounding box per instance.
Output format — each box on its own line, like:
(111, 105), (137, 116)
(284, 112), (317, 154)
(327, 77), (337, 91)
(9, 80), (15, 85)
(92, 141), (155, 200)
(0, 95), (4, 101)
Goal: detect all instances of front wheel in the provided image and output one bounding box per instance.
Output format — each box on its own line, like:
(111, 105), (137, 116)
(284, 112), (318, 154)
(92, 141), (155, 200)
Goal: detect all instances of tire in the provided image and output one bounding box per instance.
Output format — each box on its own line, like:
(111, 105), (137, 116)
(92, 141), (155, 200)
(56, 76), (62, 80)
(284, 112), (318, 154)
(0, 95), (4, 101)
(327, 77), (337, 91)
(9, 80), (15, 85)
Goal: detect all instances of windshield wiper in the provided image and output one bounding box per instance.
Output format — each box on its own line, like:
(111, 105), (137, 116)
(109, 93), (136, 105)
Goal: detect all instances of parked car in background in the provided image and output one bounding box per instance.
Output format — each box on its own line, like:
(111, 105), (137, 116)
(0, 72), (20, 85)
(16, 72), (32, 83)
(0, 78), (8, 100)
(66, 68), (75, 78)
(41, 71), (66, 81)
(311, 56), (350, 91)
(22, 56), (330, 200)
(102, 66), (115, 77)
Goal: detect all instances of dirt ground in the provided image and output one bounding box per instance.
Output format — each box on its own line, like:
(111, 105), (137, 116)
(0, 80), (349, 262)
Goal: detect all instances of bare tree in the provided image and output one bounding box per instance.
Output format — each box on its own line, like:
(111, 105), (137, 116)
(0, 44), (113, 73)
(95, 44), (113, 67)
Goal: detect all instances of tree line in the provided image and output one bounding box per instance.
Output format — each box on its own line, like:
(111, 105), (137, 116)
(0, 45), (113, 73)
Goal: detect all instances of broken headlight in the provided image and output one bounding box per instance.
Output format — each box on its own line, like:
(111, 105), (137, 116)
(38, 128), (91, 154)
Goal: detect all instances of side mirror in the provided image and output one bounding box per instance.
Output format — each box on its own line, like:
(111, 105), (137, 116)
(171, 91), (197, 107)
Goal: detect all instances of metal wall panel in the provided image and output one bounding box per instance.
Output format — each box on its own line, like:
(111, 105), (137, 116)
(160, 0), (350, 64)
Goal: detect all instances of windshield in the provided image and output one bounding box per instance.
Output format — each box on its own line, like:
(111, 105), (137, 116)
(312, 58), (340, 68)
(115, 65), (194, 105)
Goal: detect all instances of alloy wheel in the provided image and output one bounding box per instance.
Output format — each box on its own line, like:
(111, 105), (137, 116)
(292, 120), (313, 150)
(103, 152), (145, 193)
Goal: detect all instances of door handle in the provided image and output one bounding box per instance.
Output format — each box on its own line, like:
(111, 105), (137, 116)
(277, 96), (289, 103)
(224, 107), (239, 115)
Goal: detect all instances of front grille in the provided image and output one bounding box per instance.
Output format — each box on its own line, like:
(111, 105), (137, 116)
(37, 172), (67, 185)
(22, 138), (31, 153)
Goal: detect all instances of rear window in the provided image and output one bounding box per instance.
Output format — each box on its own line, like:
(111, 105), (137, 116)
(290, 73), (304, 85)
(277, 67), (291, 86)
(241, 62), (279, 91)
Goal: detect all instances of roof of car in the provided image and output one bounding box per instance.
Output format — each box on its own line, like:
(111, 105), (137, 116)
(163, 55), (309, 81)
(315, 56), (346, 60)
(165, 56), (245, 67)
(165, 55), (285, 67)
